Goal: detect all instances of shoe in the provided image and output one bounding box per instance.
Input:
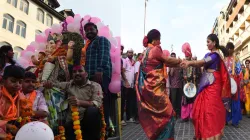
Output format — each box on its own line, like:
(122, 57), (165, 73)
(225, 122), (228, 125)
(232, 124), (239, 128)
(121, 120), (127, 126)
(127, 118), (135, 123)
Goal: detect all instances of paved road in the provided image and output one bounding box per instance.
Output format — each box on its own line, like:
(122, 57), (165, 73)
(122, 116), (250, 140)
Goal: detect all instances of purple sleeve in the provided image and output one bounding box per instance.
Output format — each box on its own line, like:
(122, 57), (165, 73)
(203, 53), (219, 69)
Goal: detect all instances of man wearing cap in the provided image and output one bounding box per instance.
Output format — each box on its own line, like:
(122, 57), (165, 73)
(123, 49), (137, 123)
(181, 43), (197, 122)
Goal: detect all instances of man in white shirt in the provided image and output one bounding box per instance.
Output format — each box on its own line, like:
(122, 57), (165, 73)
(123, 49), (136, 123)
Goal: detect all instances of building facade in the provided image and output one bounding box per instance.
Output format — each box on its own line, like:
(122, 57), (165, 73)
(213, 0), (250, 62)
(0, 0), (66, 59)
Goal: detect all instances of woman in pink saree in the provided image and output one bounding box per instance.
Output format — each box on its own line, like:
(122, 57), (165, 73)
(135, 29), (182, 140)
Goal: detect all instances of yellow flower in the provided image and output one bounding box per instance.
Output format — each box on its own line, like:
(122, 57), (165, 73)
(61, 137), (66, 140)
(59, 130), (65, 134)
(17, 117), (22, 122)
(74, 130), (82, 135)
(73, 120), (80, 125)
(72, 112), (79, 116)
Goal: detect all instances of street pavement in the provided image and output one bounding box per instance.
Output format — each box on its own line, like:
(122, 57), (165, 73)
(122, 116), (250, 140)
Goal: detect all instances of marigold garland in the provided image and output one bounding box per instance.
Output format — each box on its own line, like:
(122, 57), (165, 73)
(71, 106), (82, 140)
(4, 133), (13, 140)
(100, 106), (106, 140)
(18, 99), (34, 127)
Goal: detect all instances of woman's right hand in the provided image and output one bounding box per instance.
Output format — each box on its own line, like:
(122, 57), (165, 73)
(43, 81), (53, 89)
(180, 59), (190, 68)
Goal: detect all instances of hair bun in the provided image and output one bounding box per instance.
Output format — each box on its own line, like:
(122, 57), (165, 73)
(143, 36), (148, 47)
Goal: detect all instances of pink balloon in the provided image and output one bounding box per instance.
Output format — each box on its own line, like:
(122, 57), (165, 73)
(30, 42), (39, 49)
(96, 22), (104, 29)
(26, 45), (36, 52)
(109, 80), (120, 93)
(66, 16), (74, 23)
(90, 17), (101, 24)
(74, 14), (82, 22)
(45, 28), (52, 36)
(20, 50), (26, 57)
(16, 57), (29, 68)
(22, 51), (33, 60)
(35, 35), (45, 43)
(67, 23), (75, 32)
(83, 15), (91, 21)
(163, 50), (170, 57)
(98, 26), (110, 38)
(114, 61), (121, 75)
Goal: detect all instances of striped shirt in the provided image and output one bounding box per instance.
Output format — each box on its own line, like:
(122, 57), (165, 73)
(85, 36), (112, 79)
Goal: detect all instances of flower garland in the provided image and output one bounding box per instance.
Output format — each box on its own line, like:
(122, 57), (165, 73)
(17, 98), (34, 127)
(100, 106), (106, 140)
(54, 105), (106, 140)
(54, 126), (66, 140)
(71, 106), (82, 140)
(4, 133), (13, 140)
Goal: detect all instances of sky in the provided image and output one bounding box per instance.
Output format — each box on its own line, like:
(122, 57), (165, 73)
(57, 0), (230, 59)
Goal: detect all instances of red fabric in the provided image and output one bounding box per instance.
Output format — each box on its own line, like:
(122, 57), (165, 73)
(219, 55), (231, 100)
(192, 72), (226, 139)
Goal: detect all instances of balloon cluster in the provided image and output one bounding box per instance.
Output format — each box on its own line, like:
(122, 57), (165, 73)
(17, 14), (121, 93)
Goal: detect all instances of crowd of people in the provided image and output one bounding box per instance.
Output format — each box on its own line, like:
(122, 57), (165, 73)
(121, 29), (250, 140)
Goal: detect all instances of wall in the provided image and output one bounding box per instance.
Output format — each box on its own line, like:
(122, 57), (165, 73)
(0, 0), (61, 52)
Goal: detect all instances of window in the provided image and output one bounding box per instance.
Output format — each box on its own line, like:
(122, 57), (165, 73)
(7, 0), (17, 7)
(13, 46), (23, 60)
(46, 15), (53, 26)
(36, 9), (44, 23)
(35, 30), (42, 35)
(2, 14), (14, 32)
(20, 0), (29, 14)
(16, 20), (26, 38)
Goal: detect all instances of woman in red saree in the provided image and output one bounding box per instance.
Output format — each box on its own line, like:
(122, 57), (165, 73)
(181, 34), (231, 140)
(135, 29), (182, 140)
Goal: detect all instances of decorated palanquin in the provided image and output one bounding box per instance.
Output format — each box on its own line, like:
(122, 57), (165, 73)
(41, 32), (84, 135)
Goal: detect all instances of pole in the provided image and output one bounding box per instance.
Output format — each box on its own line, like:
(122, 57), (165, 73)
(144, 0), (147, 36)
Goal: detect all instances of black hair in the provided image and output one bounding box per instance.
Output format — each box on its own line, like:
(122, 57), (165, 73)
(146, 29), (161, 44)
(170, 52), (176, 56)
(0, 45), (15, 70)
(3, 65), (25, 80)
(84, 22), (98, 31)
(39, 52), (46, 56)
(24, 71), (37, 80)
(245, 60), (250, 64)
(226, 42), (235, 50)
(207, 34), (229, 57)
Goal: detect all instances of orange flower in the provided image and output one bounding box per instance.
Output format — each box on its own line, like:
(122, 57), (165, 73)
(73, 116), (79, 121)
(73, 125), (81, 130)
(59, 126), (65, 130)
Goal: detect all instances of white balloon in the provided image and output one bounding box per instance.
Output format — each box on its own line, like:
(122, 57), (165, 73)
(15, 121), (54, 140)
